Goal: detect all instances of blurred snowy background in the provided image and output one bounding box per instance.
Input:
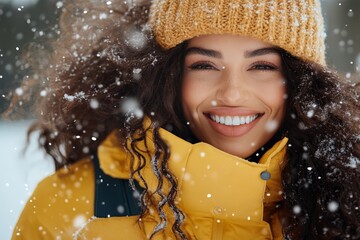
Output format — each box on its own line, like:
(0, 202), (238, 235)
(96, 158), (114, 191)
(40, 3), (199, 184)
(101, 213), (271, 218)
(0, 120), (54, 239)
(0, 0), (359, 239)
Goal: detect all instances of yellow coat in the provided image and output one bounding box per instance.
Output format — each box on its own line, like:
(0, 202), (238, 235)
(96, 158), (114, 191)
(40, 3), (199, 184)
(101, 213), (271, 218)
(12, 127), (288, 240)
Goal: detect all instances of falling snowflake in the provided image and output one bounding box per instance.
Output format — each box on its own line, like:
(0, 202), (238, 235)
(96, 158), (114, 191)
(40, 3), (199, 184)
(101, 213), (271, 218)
(293, 205), (301, 214)
(327, 201), (339, 212)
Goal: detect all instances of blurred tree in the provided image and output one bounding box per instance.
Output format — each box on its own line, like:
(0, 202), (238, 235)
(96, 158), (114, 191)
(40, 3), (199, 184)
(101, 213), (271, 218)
(0, 0), (60, 117)
(322, 0), (360, 73)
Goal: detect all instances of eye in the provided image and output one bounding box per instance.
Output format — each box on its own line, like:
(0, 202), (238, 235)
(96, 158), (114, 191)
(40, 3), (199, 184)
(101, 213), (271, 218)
(250, 62), (279, 71)
(188, 62), (219, 71)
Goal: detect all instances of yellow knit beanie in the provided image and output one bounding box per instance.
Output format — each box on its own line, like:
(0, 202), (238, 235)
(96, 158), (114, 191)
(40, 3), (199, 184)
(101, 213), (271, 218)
(150, 0), (326, 65)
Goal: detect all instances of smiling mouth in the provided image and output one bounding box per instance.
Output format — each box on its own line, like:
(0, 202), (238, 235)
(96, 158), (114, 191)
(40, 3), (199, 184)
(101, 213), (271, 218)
(207, 113), (262, 126)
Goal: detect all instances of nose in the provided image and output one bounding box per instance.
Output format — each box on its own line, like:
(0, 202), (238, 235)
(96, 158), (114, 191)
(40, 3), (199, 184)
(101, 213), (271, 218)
(215, 72), (249, 104)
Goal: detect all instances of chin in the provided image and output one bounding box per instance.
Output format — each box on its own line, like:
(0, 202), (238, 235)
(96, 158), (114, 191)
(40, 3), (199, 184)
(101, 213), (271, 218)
(211, 141), (255, 159)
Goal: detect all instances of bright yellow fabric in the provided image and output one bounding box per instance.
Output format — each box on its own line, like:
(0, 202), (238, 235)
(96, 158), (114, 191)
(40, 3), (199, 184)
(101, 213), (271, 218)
(13, 127), (288, 240)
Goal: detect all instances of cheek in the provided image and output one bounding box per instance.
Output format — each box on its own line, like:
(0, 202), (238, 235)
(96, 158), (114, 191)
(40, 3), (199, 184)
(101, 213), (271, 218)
(258, 79), (286, 112)
(181, 77), (208, 118)
(181, 78), (196, 120)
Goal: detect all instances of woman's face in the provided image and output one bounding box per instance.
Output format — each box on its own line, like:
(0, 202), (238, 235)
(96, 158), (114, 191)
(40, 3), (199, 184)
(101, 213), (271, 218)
(182, 34), (286, 158)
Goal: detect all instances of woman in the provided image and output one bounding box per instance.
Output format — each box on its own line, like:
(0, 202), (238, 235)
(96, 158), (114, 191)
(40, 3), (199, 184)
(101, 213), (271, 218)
(12, 0), (360, 239)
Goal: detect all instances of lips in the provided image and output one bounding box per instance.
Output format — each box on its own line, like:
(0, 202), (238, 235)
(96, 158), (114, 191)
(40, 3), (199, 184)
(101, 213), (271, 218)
(204, 109), (263, 137)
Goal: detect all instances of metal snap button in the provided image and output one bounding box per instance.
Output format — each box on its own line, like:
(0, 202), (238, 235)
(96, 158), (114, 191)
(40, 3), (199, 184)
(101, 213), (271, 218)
(260, 171), (271, 180)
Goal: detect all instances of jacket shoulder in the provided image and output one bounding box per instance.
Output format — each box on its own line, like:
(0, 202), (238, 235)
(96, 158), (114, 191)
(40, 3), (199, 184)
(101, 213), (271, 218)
(12, 157), (95, 240)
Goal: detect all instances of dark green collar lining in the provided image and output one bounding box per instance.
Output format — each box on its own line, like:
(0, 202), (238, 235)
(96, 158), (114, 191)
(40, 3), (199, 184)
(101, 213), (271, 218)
(93, 154), (144, 218)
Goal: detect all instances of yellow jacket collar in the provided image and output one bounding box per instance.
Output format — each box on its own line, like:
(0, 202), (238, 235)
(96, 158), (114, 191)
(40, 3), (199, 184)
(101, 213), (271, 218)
(98, 126), (288, 238)
(98, 127), (287, 177)
(98, 127), (287, 205)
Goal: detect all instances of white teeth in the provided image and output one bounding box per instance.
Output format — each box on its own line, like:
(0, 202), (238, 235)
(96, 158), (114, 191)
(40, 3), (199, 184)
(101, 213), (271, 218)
(240, 116), (245, 124)
(225, 116), (232, 125)
(233, 116), (240, 125)
(209, 114), (259, 126)
(216, 115), (220, 122)
(220, 116), (225, 124)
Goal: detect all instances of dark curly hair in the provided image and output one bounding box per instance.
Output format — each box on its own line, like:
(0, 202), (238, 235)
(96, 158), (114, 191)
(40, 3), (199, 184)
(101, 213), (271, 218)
(6, 0), (360, 239)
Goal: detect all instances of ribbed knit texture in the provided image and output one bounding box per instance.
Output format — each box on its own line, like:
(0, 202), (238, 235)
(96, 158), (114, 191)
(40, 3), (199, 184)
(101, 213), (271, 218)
(150, 0), (326, 65)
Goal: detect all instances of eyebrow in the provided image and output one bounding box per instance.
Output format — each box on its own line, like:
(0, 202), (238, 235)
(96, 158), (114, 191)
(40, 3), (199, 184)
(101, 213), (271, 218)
(185, 47), (222, 58)
(244, 47), (281, 58)
(185, 47), (281, 59)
